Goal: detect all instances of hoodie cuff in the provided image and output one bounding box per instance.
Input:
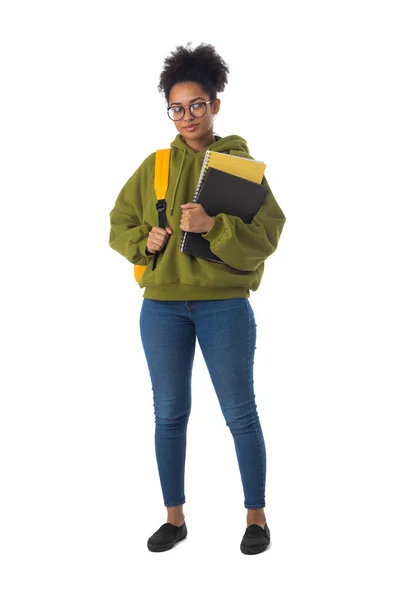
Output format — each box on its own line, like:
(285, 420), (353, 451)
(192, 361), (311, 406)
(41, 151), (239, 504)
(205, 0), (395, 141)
(202, 215), (225, 246)
(134, 234), (154, 265)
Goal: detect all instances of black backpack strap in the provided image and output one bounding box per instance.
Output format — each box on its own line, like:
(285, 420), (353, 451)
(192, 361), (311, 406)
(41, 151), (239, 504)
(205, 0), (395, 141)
(156, 200), (167, 229)
(152, 199), (167, 271)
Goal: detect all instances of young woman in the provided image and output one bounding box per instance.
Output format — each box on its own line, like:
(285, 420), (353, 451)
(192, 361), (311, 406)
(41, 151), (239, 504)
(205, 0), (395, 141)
(109, 42), (286, 554)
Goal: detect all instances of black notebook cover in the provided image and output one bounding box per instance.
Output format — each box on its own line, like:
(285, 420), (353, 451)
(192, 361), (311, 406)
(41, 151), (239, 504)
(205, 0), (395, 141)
(181, 167), (267, 263)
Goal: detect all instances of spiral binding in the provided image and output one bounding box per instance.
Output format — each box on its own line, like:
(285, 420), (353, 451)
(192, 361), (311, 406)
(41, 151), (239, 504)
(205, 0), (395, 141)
(180, 150), (212, 253)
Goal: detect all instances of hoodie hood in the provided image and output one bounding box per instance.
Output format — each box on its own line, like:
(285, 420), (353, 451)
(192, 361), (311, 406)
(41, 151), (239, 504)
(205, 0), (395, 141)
(168, 133), (250, 215)
(171, 133), (250, 155)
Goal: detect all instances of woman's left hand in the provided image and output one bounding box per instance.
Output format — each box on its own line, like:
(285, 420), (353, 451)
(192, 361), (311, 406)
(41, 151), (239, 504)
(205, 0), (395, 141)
(180, 203), (215, 234)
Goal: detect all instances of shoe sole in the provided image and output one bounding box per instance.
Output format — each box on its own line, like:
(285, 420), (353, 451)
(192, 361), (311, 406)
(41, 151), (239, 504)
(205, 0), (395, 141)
(147, 531), (187, 552)
(240, 540), (271, 555)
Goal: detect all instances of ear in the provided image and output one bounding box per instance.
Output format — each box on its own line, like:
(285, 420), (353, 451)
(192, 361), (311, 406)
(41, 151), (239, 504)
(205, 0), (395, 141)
(212, 98), (221, 114)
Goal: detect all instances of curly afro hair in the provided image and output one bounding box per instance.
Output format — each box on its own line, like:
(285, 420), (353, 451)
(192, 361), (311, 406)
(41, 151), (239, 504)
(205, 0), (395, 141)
(158, 41), (230, 104)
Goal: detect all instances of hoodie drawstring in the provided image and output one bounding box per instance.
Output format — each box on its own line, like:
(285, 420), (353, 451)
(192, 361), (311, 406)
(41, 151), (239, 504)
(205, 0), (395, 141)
(170, 147), (186, 216)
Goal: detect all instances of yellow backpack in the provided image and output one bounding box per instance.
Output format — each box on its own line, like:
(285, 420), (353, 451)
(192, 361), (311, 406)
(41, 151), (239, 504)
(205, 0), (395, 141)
(133, 148), (171, 282)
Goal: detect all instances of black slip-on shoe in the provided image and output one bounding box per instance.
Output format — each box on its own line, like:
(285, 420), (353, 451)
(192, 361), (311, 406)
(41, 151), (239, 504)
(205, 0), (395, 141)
(240, 523), (271, 555)
(147, 522), (187, 552)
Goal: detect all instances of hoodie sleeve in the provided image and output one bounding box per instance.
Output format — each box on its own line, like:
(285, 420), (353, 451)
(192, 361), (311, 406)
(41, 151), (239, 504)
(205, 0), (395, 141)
(109, 159), (153, 266)
(201, 175), (286, 272)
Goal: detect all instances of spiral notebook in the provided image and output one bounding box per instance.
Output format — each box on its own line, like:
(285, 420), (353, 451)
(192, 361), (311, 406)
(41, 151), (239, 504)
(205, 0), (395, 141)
(180, 167), (268, 263)
(195, 149), (266, 189)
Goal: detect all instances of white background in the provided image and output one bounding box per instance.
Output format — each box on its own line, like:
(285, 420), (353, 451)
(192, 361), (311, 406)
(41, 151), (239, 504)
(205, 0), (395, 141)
(1, 0), (399, 598)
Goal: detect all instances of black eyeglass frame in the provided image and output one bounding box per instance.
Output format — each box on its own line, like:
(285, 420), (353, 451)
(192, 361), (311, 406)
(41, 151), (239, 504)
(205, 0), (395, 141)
(166, 100), (215, 121)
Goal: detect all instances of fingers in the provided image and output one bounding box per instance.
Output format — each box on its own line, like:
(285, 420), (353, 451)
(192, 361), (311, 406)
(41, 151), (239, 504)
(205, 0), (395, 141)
(151, 226), (173, 235)
(147, 226), (173, 253)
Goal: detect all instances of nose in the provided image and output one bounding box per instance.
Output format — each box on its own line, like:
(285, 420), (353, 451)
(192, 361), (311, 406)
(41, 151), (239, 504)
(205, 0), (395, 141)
(183, 107), (195, 121)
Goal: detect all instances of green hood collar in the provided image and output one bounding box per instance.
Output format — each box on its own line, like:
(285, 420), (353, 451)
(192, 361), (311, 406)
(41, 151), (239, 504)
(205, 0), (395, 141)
(168, 133), (250, 215)
(171, 133), (249, 155)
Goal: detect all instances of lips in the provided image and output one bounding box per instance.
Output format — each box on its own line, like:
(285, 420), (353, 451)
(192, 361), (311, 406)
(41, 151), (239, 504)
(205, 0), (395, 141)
(184, 124), (199, 130)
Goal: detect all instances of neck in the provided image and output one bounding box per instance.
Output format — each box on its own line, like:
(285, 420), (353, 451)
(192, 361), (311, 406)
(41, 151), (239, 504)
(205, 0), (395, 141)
(182, 130), (216, 153)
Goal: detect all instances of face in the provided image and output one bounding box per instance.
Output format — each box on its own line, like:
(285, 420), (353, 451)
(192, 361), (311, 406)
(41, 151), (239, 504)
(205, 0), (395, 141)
(168, 81), (220, 141)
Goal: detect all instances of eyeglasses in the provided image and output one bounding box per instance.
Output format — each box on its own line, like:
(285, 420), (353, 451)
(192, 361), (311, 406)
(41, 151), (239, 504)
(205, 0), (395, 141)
(167, 100), (214, 121)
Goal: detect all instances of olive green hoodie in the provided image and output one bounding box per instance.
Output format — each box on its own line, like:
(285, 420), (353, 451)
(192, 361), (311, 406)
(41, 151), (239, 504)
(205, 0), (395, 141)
(109, 133), (286, 300)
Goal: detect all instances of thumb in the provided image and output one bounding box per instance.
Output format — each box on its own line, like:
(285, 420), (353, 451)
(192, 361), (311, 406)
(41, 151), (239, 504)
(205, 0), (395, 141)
(166, 227), (173, 234)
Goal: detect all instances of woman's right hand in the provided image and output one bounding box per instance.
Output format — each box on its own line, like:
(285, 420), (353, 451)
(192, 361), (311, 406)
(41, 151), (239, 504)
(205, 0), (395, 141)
(146, 226), (173, 254)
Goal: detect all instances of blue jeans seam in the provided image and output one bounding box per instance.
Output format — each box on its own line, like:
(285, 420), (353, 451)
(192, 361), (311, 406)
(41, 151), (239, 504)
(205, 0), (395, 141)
(244, 300), (266, 509)
(164, 498), (186, 507)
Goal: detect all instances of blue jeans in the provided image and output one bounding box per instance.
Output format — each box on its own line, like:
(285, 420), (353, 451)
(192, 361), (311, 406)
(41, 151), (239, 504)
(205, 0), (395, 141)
(139, 298), (266, 509)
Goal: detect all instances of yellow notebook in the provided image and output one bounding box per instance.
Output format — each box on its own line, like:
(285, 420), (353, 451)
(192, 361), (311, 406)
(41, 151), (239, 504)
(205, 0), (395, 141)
(197, 150), (266, 192)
